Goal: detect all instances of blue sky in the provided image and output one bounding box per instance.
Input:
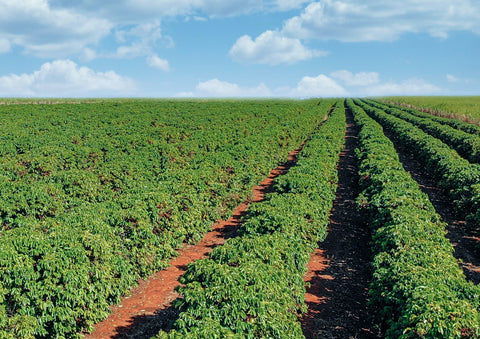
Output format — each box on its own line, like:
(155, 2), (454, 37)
(0, 0), (479, 98)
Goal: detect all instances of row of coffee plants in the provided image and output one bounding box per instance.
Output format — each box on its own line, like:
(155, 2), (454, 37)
(347, 99), (480, 338)
(379, 100), (480, 137)
(355, 99), (480, 228)
(380, 96), (480, 123)
(0, 99), (335, 338)
(365, 99), (480, 164)
(154, 102), (346, 338)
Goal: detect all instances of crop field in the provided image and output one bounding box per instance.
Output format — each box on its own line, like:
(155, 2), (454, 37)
(1, 97), (480, 338)
(381, 96), (480, 123)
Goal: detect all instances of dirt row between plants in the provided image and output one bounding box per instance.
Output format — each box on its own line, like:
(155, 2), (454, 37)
(85, 135), (310, 338)
(88, 103), (480, 339)
(301, 105), (380, 339)
(381, 127), (480, 285)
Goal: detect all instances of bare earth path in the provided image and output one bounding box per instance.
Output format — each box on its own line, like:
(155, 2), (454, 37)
(85, 139), (308, 338)
(381, 127), (480, 284)
(301, 105), (380, 339)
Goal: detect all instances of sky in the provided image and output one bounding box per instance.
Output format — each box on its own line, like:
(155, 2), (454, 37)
(0, 0), (479, 98)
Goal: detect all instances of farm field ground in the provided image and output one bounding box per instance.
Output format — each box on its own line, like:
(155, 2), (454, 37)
(1, 97), (480, 338)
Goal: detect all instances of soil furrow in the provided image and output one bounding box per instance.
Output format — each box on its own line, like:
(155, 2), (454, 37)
(301, 105), (379, 339)
(379, 125), (480, 284)
(85, 134), (311, 338)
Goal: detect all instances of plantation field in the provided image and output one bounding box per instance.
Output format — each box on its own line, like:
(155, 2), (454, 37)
(0, 99), (333, 337)
(381, 96), (480, 122)
(1, 98), (480, 338)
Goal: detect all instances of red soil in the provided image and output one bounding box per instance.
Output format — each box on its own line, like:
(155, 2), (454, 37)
(303, 249), (333, 306)
(85, 145), (304, 338)
(301, 106), (379, 338)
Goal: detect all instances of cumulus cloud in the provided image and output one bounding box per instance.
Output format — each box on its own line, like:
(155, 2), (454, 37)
(230, 30), (326, 65)
(273, 0), (312, 11)
(112, 20), (164, 59)
(0, 59), (135, 97)
(290, 73), (442, 97)
(229, 1), (480, 66)
(330, 70), (380, 87)
(147, 55), (171, 72)
(0, 0), (111, 57)
(282, 0), (480, 42)
(197, 0), (264, 17)
(194, 78), (272, 97)
(177, 70), (443, 98)
(176, 78), (272, 97)
(446, 74), (459, 82)
(178, 76), (348, 98)
(47, 0), (269, 22)
(108, 0), (265, 19)
(4, 0), (480, 61)
(363, 78), (442, 96)
(289, 74), (348, 97)
(193, 16), (208, 22)
(0, 1), (275, 59)
(80, 47), (97, 62)
(328, 70), (442, 96)
(115, 44), (146, 59)
(0, 38), (11, 53)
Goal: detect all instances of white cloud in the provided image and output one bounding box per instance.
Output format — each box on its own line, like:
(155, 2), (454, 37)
(446, 74), (459, 82)
(273, 0), (312, 11)
(288, 71), (441, 97)
(48, 0), (307, 20)
(0, 38), (11, 53)
(0, 0), (112, 57)
(0, 0), (264, 59)
(282, 0), (480, 42)
(177, 71), (443, 98)
(0, 59), (135, 97)
(115, 44), (147, 59)
(364, 78), (442, 96)
(5, 0), (479, 62)
(323, 70), (442, 96)
(80, 47), (96, 62)
(197, 0), (264, 17)
(50, 0), (266, 21)
(229, 30), (326, 65)
(328, 71), (442, 96)
(147, 55), (171, 71)
(193, 16), (208, 22)
(444, 74), (473, 85)
(196, 78), (272, 97)
(290, 74), (348, 97)
(0, 0), (317, 60)
(179, 76), (347, 98)
(330, 70), (380, 86)
(178, 78), (272, 97)
(112, 20), (163, 59)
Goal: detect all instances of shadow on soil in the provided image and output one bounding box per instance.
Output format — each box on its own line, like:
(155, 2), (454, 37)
(113, 303), (181, 339)
(301, 104), (380, 339)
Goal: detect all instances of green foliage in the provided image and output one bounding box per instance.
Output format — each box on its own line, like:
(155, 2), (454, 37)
(154, 101), (346, 338)
(366, 99), (480, 164)
(0, 99), (335, 337)
(348, 99), (480, 338)
(380, 99), (480, 137)
(355, 99), (480, 229)
(380, 96), (480, 123)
